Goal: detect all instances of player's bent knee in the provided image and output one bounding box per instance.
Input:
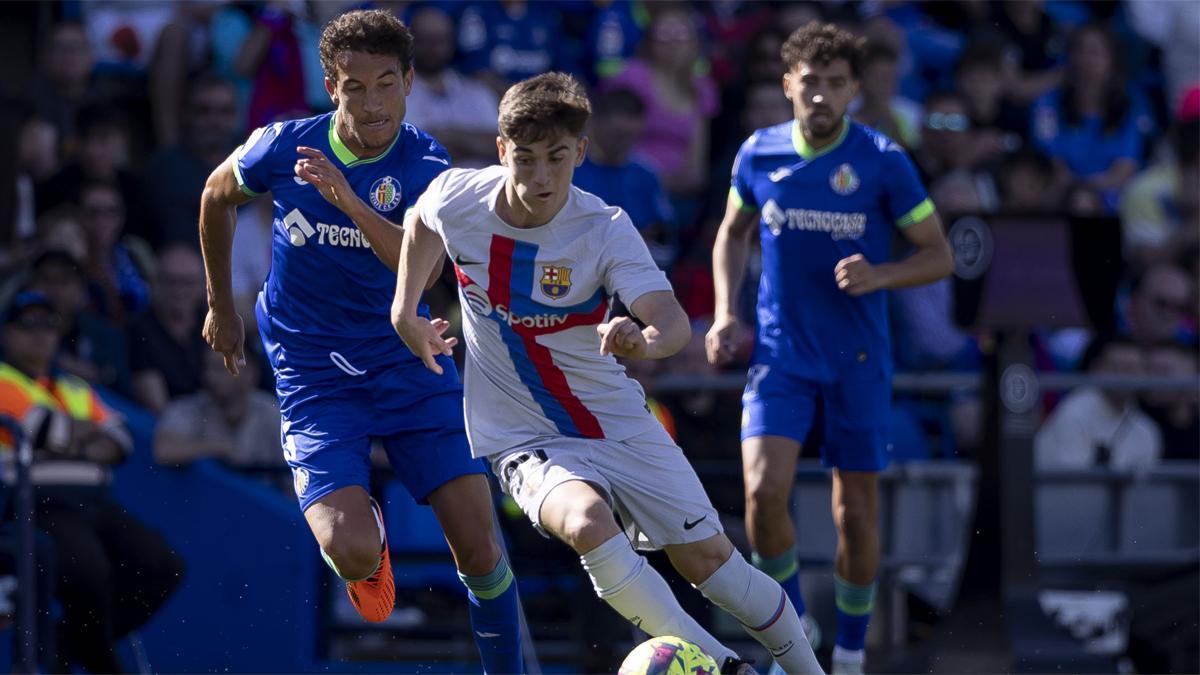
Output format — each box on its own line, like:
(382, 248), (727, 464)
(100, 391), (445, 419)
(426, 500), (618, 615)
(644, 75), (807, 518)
(557, 499), (621, 554)
(322, 534), (383, 580)
(666, 534), (735, 585)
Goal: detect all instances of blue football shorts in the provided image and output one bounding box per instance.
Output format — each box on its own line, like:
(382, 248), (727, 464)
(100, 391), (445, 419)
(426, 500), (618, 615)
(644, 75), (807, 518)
(739, 362), (892, 472)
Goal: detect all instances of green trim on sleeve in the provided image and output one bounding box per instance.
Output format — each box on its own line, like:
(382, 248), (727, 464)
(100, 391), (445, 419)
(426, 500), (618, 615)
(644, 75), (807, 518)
(230, 153), (261, 197)
(896, 197), (934, 229)
(729, 186), (757, 213)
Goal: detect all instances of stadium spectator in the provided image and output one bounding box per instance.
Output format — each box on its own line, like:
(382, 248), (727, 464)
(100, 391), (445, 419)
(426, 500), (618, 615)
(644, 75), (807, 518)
(456, 0), (569, 94)
(914, 91), (999, 209)
(1030, 23), (1146, 214)
(993, 0), (1066, 105)
(0, 105), (52, 279)
(1119, 93), (1200, 271)
(234, 2), (326, 131)
(37, 104), (153, 246)
(128, 244), (208, 413)
(404, 5), (500, 168)
(1035, 333), (1162, 471)
(1126, 0), (1200, 110)
(155, 347), (282, 468)
(1140, 342), (1200, 461)
(742, 25), (789, 85)
(851, 40), (922, 149)
(581, 0), (645, 81)
(24, 20), (96, 145)
(76, 179), (150, 324)
(573, 88), (675, 267)
(1122, 263), (1196, 348)
(999, 148), (1057, 213)
(29, 249), (131, 396)
(36, 207), (88, 265)
(142, 74), (240, 247)
(602, 6), (718, 203)
(0, 290), (183, 675)
(953, 39), (1027, 153)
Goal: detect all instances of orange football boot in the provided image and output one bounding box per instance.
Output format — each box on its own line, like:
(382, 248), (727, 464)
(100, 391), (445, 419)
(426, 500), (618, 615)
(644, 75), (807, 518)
(345, 499), (394, 623)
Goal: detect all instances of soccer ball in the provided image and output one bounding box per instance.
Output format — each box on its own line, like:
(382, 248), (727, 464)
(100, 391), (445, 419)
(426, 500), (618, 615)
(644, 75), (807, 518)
(618, 636), (720, 675)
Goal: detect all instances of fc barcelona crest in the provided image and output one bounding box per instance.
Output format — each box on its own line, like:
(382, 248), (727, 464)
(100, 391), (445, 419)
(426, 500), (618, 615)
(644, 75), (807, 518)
(540, 265), (572, 299)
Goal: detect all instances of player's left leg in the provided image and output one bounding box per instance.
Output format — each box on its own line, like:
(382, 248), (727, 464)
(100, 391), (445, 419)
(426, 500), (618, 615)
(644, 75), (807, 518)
(829, 470), (879, 674)
(379, 371), (525, 675)
(820, 374), (890, 675)
(426, 474), (525, 674)
(666, 534), (824, 674)
(597, 427), (823, 673)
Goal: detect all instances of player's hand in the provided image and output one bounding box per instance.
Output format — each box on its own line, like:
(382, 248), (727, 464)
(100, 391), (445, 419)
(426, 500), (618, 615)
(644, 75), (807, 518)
(597, 316), (648, 359)
(835, 254), (887, 296)
(203, 306), (246, 375)
(393, 315), (458, 375)
(705, 314), (742, 365)
(295, 146), (354, 212)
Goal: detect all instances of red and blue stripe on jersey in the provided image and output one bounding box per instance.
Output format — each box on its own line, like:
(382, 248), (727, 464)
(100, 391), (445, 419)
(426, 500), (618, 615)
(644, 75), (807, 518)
(455, 235), (608, 438)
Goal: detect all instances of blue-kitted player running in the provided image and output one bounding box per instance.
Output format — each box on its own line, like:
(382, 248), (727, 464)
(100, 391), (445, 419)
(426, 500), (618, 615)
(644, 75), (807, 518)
(197, 10), (523, 672)
(706, 22), (954, 675)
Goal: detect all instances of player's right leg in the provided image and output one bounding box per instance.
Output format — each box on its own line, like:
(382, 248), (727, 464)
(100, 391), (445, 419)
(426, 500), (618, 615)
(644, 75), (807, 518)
(304, 486), (394, 622)
(494, 445), (738, 666)
(741, 367), (822, 650)
(540, 480), (739, 666)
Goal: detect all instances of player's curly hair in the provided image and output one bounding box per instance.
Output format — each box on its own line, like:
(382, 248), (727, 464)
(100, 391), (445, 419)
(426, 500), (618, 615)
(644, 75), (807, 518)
(498, 72), (592, 145)
(781, 21), (865, 78)
(319, 9), (414, 80)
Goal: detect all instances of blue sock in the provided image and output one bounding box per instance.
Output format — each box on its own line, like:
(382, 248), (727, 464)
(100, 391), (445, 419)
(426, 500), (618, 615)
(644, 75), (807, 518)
(751, 547), (806, 617)
(459, 557), (524, 674)
(834, 574), (875, 651)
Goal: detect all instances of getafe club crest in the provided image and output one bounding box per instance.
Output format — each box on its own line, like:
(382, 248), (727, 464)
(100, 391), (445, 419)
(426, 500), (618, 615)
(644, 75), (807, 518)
(830, 163), (860, 195)
(369, 176), (401, 212)
(540, 265), (572, 299)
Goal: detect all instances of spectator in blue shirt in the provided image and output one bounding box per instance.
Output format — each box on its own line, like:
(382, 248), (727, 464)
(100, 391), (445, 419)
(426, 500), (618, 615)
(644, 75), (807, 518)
(573, 88), (675, 267)
(455, 0), (569, 94)
(1031, 23), (1146, 214)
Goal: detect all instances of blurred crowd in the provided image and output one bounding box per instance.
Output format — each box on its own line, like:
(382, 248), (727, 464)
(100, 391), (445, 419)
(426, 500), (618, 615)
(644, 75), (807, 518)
(0, 0), (1197, 669)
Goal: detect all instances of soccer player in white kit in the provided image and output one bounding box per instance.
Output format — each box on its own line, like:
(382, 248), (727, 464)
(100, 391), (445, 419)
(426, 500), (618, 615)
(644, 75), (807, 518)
(390, 72), (823, 674)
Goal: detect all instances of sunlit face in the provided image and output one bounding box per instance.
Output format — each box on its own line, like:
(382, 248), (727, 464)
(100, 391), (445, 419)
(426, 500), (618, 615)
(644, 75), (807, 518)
(784, 58), (858, 139)
(325, 51), (413, 154)
(497, 133), (587, 220)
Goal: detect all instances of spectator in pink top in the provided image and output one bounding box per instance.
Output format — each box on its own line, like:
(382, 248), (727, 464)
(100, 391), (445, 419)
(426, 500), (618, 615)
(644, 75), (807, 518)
(601, 7), (719, 199)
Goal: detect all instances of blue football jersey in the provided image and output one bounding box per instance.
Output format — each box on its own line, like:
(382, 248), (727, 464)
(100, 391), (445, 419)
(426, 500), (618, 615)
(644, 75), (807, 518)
(731, 119), (933, 381)
(234, 112), (450, 377)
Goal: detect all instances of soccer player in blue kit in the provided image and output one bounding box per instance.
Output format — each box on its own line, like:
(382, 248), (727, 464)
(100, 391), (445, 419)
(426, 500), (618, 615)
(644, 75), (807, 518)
(197, 10), (523, 671)
(706, 23), (954, 675)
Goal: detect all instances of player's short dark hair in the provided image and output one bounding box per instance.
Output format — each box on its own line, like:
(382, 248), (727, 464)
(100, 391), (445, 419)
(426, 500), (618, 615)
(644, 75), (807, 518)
(781, 21), (864, 78)
(593, 88), (645, 119)
(319, 9), (414, 80)
(498, 72), (591, 145)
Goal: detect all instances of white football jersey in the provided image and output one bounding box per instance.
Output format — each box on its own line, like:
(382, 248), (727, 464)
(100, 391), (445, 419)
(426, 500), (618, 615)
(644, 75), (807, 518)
(417, 165), (673, 457)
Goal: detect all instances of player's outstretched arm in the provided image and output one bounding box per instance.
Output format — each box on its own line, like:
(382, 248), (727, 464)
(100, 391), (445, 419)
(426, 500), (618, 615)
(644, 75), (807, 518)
(598, 291), (691, 360)
(391, 209), (456, 375)
(199, 154), (255, 375)
(707, 194), (758, 365)
(295, 146), (428, 274)
(834, 212), (954, 296)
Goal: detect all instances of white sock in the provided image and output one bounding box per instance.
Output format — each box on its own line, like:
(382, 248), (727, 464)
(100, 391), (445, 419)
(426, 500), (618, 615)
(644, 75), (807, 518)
(832, 646), (864, 664)
(581, 534), (736, 664)
(695, 552), (824, 674)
